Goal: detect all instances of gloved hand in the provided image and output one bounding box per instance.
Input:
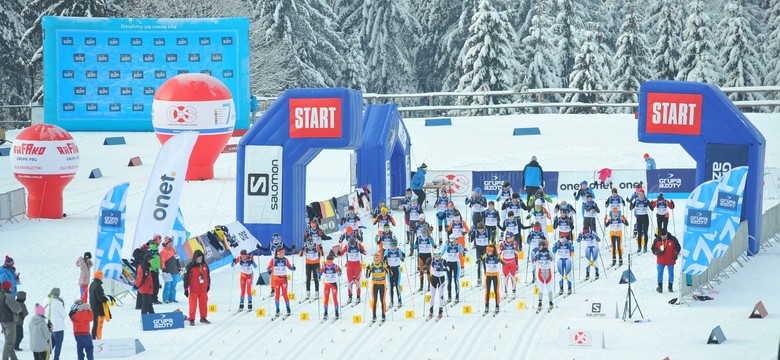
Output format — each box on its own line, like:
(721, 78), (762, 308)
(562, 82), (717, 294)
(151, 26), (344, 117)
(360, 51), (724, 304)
(132, 285), (138, 291)
(207, 286), (210, 292)
(184, 289), (189, 297)
(290, 266), (296, 271)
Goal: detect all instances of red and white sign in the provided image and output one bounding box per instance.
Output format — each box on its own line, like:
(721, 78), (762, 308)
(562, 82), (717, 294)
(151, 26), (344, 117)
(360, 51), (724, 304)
(289, 98), (342, 138)
(11, 140), (79, 176)
(646, 92), (703, 135)
(559, 329), (605, 349)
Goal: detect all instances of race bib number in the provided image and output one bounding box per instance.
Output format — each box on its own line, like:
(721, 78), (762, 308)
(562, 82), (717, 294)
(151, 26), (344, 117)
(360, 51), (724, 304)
(388, 256), (401, 267)
(273, 266), (287, 276)
(502, 250), (515, 259)
(475, 236), (488, 246)
(557, 249), (570, 259)
(306, 252), (319, 261)
(485, 218), (498, 226)
(486, 263), (500, 273)
(447, 252), (459, 262)
(419, 243), (432, 253)
(323, 273), (338, 283)
(348, 251), (360, 262)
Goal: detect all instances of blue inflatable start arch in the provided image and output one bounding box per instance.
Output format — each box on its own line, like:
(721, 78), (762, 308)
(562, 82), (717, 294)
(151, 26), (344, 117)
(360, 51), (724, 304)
(637, 80), (766, 255)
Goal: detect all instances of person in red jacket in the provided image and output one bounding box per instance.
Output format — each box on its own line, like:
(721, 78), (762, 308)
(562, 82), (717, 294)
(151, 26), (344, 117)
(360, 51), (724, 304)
(133, 253), (155, 314)
(69, 300), (94, 360)
(183, 250), (211, 326)
(651, 229), (681, 293)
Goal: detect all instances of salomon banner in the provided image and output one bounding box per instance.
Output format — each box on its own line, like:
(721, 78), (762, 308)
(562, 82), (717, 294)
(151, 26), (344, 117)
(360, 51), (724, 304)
(711, 167), (748, 258)
(41, 16), (250, 131)
(133, 132), (197, 248)
(646, 169), (697, 195)
(243, 145), (283, 224)
(681, 180), (720, 275)
(705, 144), (749, 181)
(95, 183), (133, 288)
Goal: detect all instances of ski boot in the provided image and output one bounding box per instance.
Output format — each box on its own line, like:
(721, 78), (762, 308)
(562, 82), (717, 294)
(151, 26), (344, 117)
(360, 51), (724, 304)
(248, 303), (253, 311)
(238, 303), (244, 311)
(398, 299), (403, 308)
(537, 301), (543, 312)
(548, 301), (554, 311)
(567, 287), (572, 295)
(381, 314), (386, 322)
(512, 290), (516, 298)
(335, 310), (340, 319)
(355, 296), (361, 305)
(275, 309), (281, 317)
(286, 307), (292, 317)
(619, 258), (623, 266)
(200, 318), (211, 324)
(636, 248), (641, 255)
(447, 296), (452, 304)
(584, 273), (590, 281)
(477, 278), (482, 287)
(611, 259), (616, 267)
(656, 282), (663, 293)
(668, 283), (673, 292)
(494, 305), (500, 315)
(643, 246), (648, 253)
(460, 271), (464, 278)
(484, 306), (489, 316)
(304, 291), (310, 301)
(595, 273), (600, 280)
(189, 319), (195, 326)
(323, 312), (328, 321)
(438, 308), (444, 319)
(372, 316), (377, 324)
(389, 300), (394, 308)
(558, 286), (564, 296)
(345, 296), (353, 306)
(428, 309), (434, 320)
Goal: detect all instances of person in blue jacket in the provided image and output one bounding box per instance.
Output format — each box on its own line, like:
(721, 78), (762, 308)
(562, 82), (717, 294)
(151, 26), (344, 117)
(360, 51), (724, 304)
(644, 153), (656, 170)
(0, 257), (19, 296)
(250, 95), (259, 123)
(411, 163), (428, 207)
(522, 156), (543, 204)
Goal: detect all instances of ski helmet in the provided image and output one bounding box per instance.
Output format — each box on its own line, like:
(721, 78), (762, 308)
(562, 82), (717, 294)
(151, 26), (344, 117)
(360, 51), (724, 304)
(383, 224), (391, 231)
(475, 187), (482, 194)
(487, 244), (496, 252)
(580, 180), (588, 186)
(419, 213), (426, 221)
(272, 233), (281, 243)
(346, 227), (354, 235)
(538, 239), (548, 248)
(373, 253), (382, 261)
(507, 210), (514, 217)
(411, 195), (418, 203)
(381, 206), (388, 213)
(535, 199), (543, 206)
(449, 234), (459, 242)
(390, 240), (398, 247)
(505, 231), (515, 239)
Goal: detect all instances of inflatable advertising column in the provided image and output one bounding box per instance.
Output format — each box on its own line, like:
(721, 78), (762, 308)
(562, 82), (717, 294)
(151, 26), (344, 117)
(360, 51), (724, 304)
(152, 73), (236, 180)
(10, 124), (79, 219)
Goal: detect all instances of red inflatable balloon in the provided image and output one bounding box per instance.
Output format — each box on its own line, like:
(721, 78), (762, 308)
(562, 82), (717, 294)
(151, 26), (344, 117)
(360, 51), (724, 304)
(10, 124), (79, 219)
(152, 73), (236, 180)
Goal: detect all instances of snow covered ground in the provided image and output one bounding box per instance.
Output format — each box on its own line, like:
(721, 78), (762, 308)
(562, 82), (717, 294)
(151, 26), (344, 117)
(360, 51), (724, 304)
(0, 113), (778, 359)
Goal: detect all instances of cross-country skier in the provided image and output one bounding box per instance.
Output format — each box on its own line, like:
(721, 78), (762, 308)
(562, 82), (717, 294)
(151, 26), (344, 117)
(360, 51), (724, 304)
(604, 207), (629, 267)
(401, 189), (415, 240)
(552, 210), (574, 241)
(498, 210), (531, 241)
(582, 193), (600, 233)
(372, 206), (397, 238)
(376, 224), (398, 259)
(573, 181), (595, 206)
(253, 234), (295, 295)
(414, 226), (437, 292)
(502, 193), (528, 222)
(465, 187), (488, 228)
(483, 244), (504, 315)
(576, 226), (601, 280)
(526, 199), (551, 234)
(414, 214), (434, 241)
(496, 181), (513, 213)
(499, 232), (520, 298)
(470, 222), (490, 286)
(605, 188), (626, 213)
(339, 235), (367, 305)
(318, 254), (342, 320)
(434, 189), (451, 241)
(340, 206), (363, 242)
(365, 254), (389, 323)
(529, 188), (553, 205)
(428, 253), (447, 320)
(298, 237), (324, 301)
(447, 210), (469, 274)
(483, 201), (501, 242)
(304, 219), (333, 246)
(650, 193), (675, 234)
(554, 201), (576, 218)
(535, 240), (555, 312)
(526, 222), (547, 282)
(552, 234), (575, 295)
(440, 234), (466, 304)
(629, 188), (652, 253)
(384, 240), (406, 308)
(405, 196), (423, 245)
(266, 247), (296, 318)
(232, 250), (256, 311)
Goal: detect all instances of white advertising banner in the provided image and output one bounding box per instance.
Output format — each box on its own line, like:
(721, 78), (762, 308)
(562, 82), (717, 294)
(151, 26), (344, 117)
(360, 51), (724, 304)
(133, 132), (197, 248)
(152, 99), (235, 134)
(10, 139), (80, 175)
(558, 329), (606, 349)
(244, 145), (283, 224)
(222, 221), (261, 257)
(426, 170), (474, 204)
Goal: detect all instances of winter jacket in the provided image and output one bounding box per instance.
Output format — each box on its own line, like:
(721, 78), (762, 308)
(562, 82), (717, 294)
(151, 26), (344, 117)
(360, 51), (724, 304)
(645, 157), (657, 170)
(28, 314), (51, 352)
(148, 242), (161, 271)
(15, 291), (27, 326)
(0, 290), (21, 323)
(88, 279), (110, 317)
(183, 259), (211, 294)
(522, 161), (544, 188)
(651, 235), (681, 266)
(0, 265), (19, 296)
(76, 256), (93, 285)
(48, 297), (67, 332)
(160, 247), (181, 275)
(410, 167), (426, 190)
(69, 304), (93, 336)
(135, 264), (154, 295)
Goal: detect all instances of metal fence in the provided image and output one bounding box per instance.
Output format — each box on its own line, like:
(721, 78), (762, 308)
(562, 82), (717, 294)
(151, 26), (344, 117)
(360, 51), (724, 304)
(681, 203), (780, 300)
(0, 188), (26, 224)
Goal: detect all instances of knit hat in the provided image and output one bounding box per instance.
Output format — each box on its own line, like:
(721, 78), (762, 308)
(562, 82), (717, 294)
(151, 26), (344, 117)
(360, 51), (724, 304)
(94, 270), (104, 280)
(1, 281), (11, 291)
(84, 252), (92, 260)
(531, 156), (537, 162)
(16, 291), (26, 302)
(643, 153), (650, 159)
(49, 287), (61, 298)
(163, 237), (173, 246)
(3, 256), (13, 266)
(34, 304), (45, 316)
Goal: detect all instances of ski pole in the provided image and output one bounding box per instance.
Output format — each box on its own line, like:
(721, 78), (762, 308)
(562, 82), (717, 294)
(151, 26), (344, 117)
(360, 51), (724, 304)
(578, 240), (582, 284)
(405, 257), (415, 307)
(229, 265), (236, 311)
(671, 208), (677, 234)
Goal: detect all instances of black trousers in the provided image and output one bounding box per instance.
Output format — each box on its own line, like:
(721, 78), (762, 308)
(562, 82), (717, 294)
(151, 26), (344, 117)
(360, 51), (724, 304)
(525, 186), (540, 204)
(305, 263), (320, 292)
(140, 293), (154, 314)
(151, 270), (160, 302)
(635, 214), (649, 248)
(583, 217), (596, 233)
(388, 266), (401, 301)
(485, 275), (499, 306)
(417, 254), (431, 289)
(656, 214), (669, 233)
(413, 189), (427, 207)
(371, 284), (386, 316)
(611, 236), (623, 259)
(475, 245), (486, 279)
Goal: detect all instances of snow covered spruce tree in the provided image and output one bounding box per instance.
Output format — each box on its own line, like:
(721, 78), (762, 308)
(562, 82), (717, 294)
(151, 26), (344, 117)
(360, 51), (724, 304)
(766, 0), (780, 111)
(257, 0), (346, 88)
(362, 0), (419, 94)
(440, 0), (480, 91)
(649, 0), (682, 80)
(608, 2), (650, 113)
(1, 0), (32, 112)
(341, 33), (369, 92)
(456, 0), (519, 115)
(676, 0), (719, 84)
(417, 0), (463, 92)
(718, 0), (764, 109)
(21, 0), (121, 101)
(518, 0), (562, 112)
(552, 0), (584, 87)
(561, 22), (612, 114)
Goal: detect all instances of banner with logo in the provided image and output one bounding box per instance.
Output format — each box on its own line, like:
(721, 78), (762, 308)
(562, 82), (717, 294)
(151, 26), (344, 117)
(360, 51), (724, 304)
(705, 144), (749, 181)
(141, 312), (184, 331)
(681, 180), (719, 275)
(646, 169), (696, 195)
(427, 170), (473, 203)
(94, 338), (145, 358)
(222, 221), (260, 257)
(243, 145), (283, 224)
(133, 132), (197, 248)
(167, 208), (190, 247)
(95, 183), (133, 288)
(710, 166), (748, 258)
(288, 98), (342, 138)
(645, 92), (702, 136)
(472, 171), (522, 198)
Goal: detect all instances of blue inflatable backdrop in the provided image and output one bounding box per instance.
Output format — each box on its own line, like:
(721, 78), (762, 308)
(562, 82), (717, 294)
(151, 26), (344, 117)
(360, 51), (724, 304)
(637, 80), (765, 255)
(237, 88), (363, 252)
(356, 104), (412, 207)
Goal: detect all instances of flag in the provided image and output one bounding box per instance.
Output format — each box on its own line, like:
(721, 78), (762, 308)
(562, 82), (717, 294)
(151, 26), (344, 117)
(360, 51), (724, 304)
(710, 166), (749, 258)
(222, 221), (260, 257)
(95, 183), (134, 288)
(168, 207), (190, 247)
(681, 180), (719, 275)
(133, 132), (197, 248)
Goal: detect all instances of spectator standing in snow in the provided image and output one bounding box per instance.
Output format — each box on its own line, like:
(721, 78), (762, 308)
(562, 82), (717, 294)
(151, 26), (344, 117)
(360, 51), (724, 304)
(47, 287), (67, 360)
(69, 300), (93, 360)
(651, 229), (681, 294)
(28, 304), (50, 360)
(183, 250), (211, 326)
(644, 153), (656, 170)
(134, 253), (155, 315)
(410, 163), (428, 207)
(76, 252), (92, 303)
(88, 271), (112, 340)
(13, 291), (27, 351)
(250, 95), (259, 123)
(160, 237), (181, 304)
(522, 156), (544, 204)
(0, 256), (20, 296)
(1, 280), (22, 360)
